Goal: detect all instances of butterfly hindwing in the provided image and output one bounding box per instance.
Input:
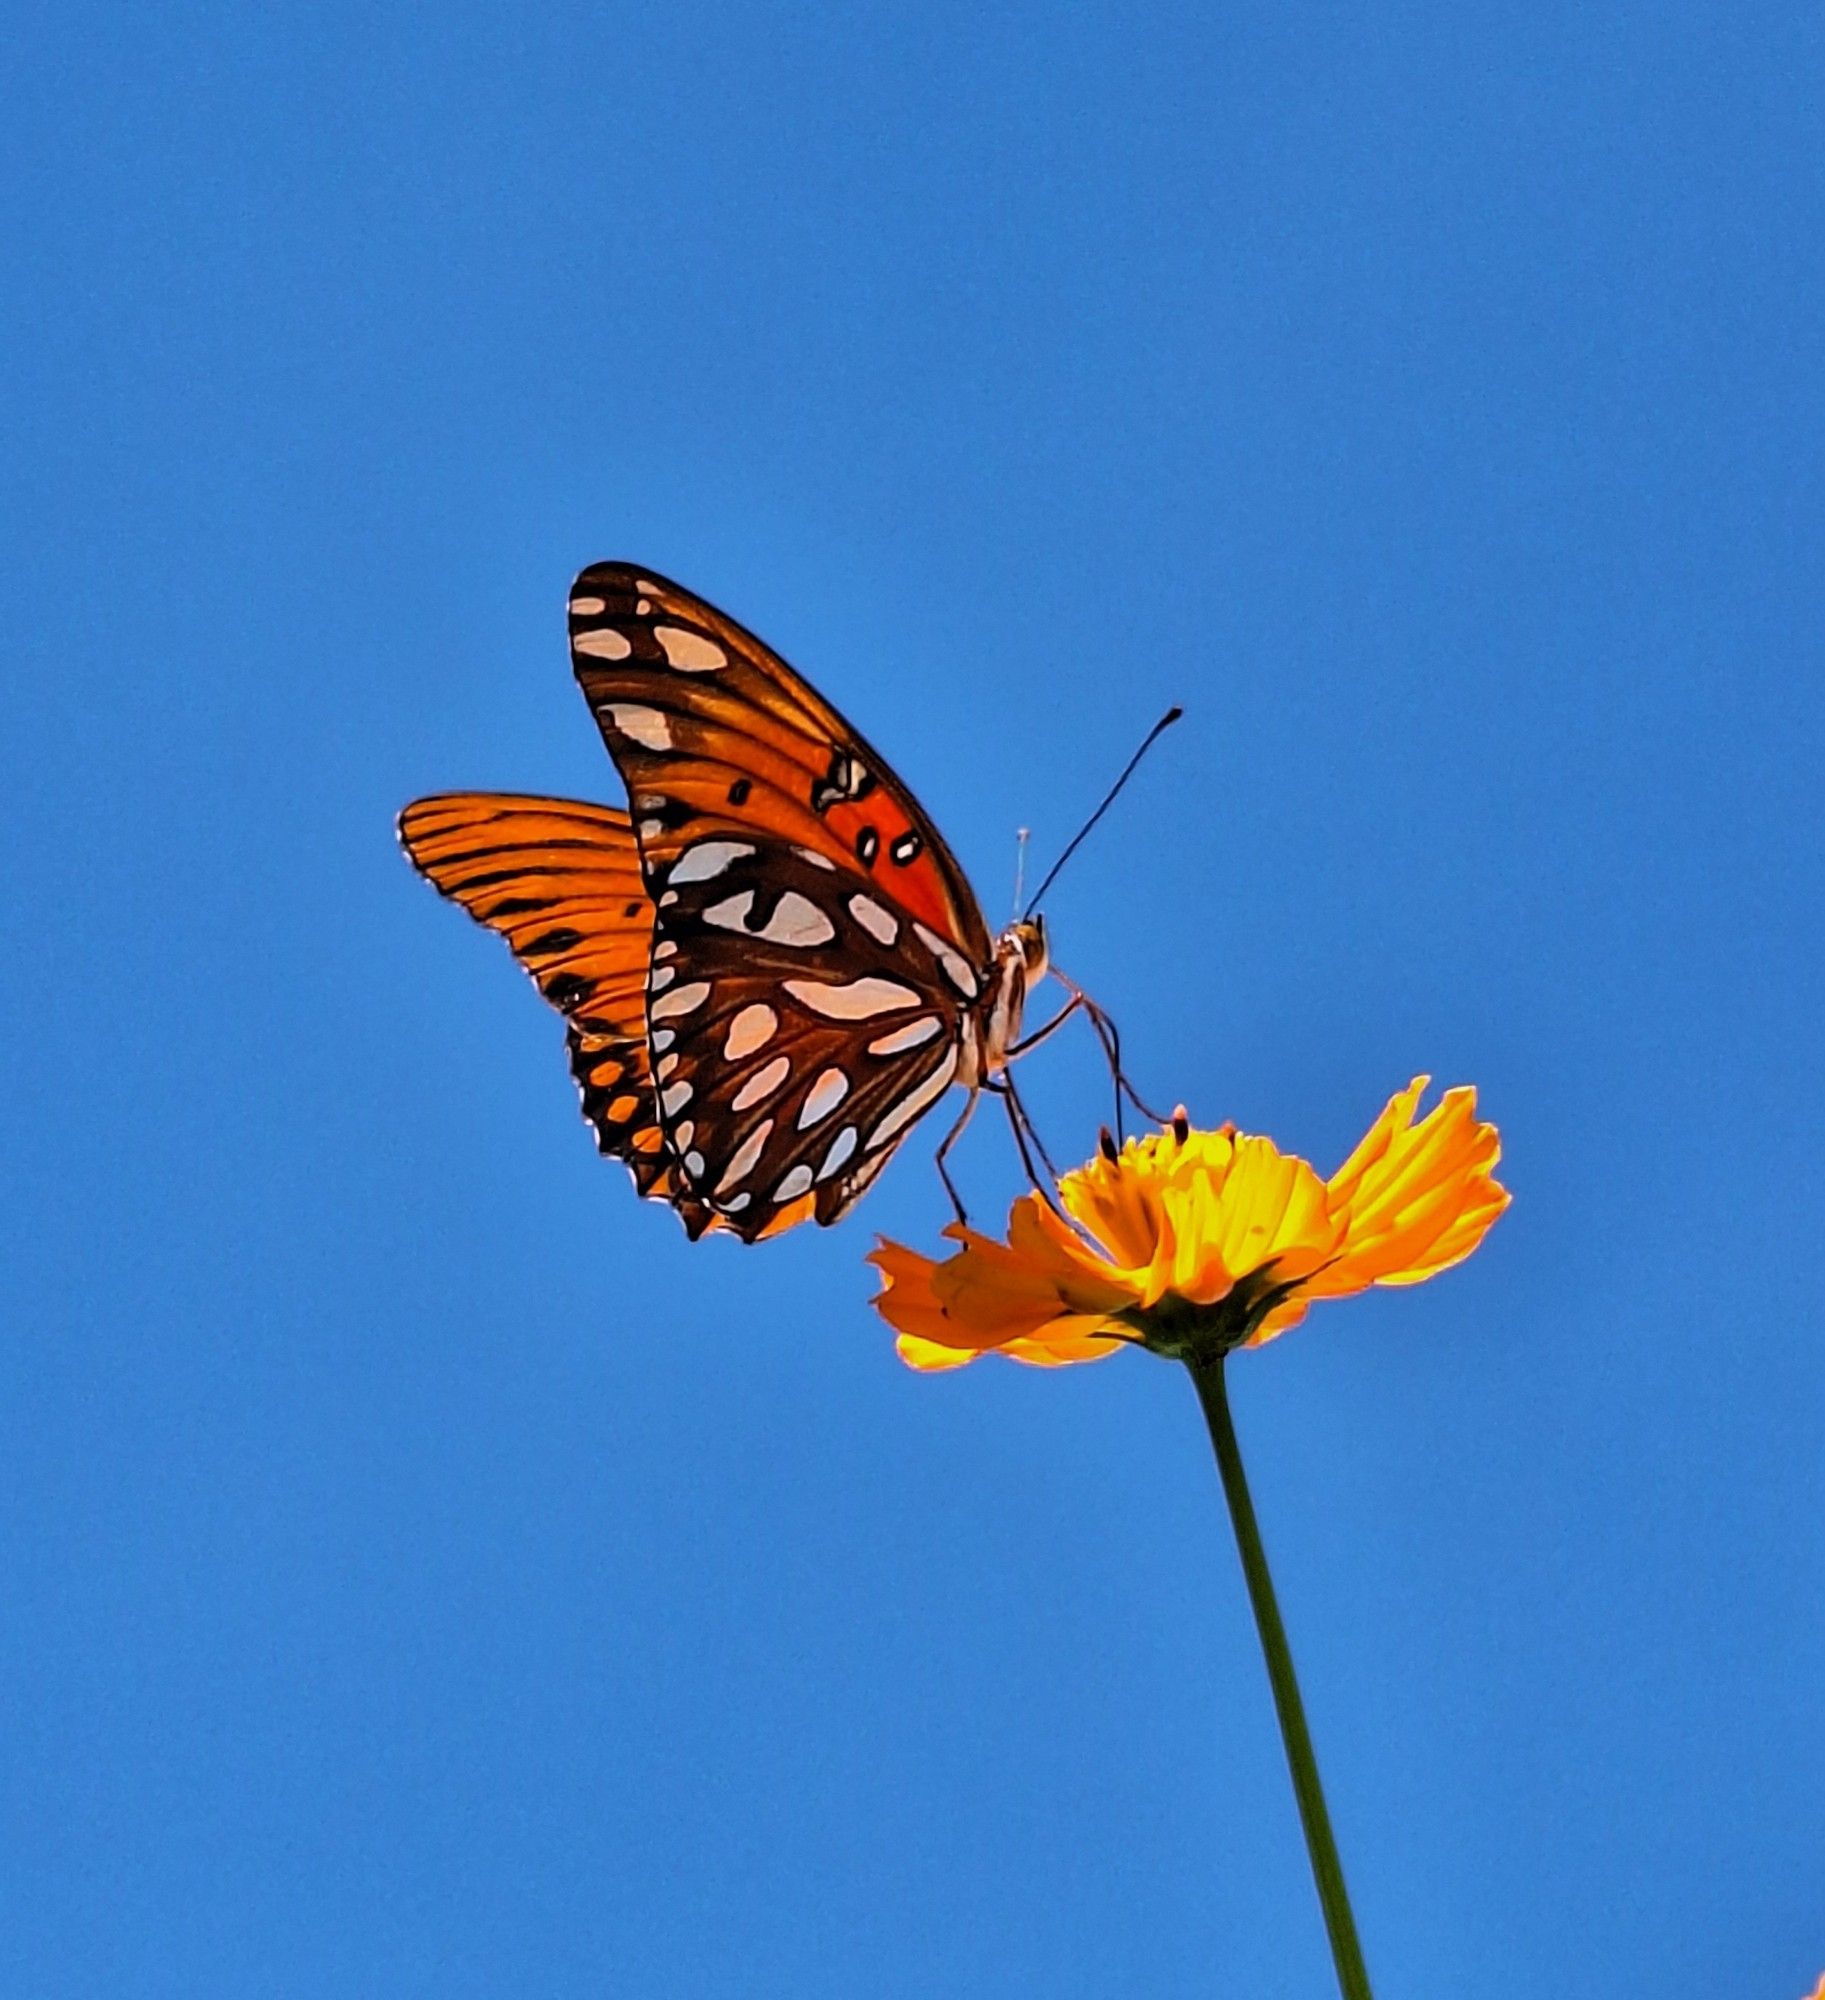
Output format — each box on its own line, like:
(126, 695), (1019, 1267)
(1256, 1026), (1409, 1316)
(637, 839), (974, 1237)
(396, 792), (714, 1231)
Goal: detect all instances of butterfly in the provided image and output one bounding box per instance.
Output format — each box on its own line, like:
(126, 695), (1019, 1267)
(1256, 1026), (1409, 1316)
(399, 563), (1067, 1243)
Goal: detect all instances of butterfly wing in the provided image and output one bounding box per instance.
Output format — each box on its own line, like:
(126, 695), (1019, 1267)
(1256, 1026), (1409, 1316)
(566, 563), (995, 1240)
(569, 565), (992, 957)
(397, 791), (715, 1231)
(634, 838), (973, 1237)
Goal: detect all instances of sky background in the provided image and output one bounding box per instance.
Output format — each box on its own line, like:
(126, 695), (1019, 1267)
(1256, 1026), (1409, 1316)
(5, 3), (1822, 1994)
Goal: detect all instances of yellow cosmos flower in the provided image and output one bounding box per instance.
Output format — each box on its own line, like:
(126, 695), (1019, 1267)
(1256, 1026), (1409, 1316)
(869, 1077), (1508, 1372)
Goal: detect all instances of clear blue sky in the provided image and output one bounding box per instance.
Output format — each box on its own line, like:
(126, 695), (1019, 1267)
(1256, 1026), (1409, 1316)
(5, 4), (1821, 1994)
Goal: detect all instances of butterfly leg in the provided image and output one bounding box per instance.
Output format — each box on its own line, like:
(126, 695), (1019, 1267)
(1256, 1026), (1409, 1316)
(983, 1076), (1071, 1221)
(933, 1086), (982, 1227)
(1006, 991), (1084, 1058)
(1005, 973), (1158, 1141)
(1047, 970), (1170, 1138)
(999, 1075), (1062, 1183)
(1006, 985), (1142, 1139)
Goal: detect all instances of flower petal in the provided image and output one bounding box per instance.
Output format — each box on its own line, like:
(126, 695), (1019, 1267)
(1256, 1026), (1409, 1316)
(1002, 1323), (1127, 1367)
(894, 1330), (982, 1372)
(867, 1238), (957, 1344)
(870, 1210), (1134, 1371)
(1197, 1136), (1340, 1301)
(1059, 1145), (1169, 1268)
(932, 1218), (1112, 1342)
(1314, 1079), (1509, 1295)
(1011, 1199), (1141, 1311)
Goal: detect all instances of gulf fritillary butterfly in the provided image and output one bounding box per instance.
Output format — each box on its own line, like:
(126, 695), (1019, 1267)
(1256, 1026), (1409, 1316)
(400, 563), (1071, 1243)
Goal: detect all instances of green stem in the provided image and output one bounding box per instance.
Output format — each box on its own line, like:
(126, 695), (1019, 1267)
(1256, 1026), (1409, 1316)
(1188, 1352), (1374, 2000)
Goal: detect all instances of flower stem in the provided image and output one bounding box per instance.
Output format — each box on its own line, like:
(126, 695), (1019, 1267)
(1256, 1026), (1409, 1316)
(1188, 1352), (1374, 2000)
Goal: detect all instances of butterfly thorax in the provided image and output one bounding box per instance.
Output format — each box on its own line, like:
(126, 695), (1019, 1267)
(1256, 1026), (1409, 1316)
(966, 916), (1049, 1088)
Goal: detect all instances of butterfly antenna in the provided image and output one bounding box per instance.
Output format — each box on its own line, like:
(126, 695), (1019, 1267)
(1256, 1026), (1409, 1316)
(1011, 826), (1030, 921)
(1022, 706), (1183, 916)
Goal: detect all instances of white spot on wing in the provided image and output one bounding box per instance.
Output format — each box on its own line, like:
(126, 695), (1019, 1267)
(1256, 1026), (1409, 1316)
(609, 704), (672, 750)
(651, 980), (711, 1021)
(661, 1079), (693, 1116)
(701, 890), (756, 933)
(816, 1126), (858, 1181)
(783, 975), (922, 1020)
(914, 922), (980, 999)
(733, 1054), (791, 1110)
(757, 892), (837, 948)
(866, 1047), (960, 1149)
(573, 628), (632, 659)
(716, 1119), (773, 1192)
(654, 625), (727, 671)
(848, 894), (900, 947)
(570, 595), (606, 616)
(867, 1017), (942, 1056)
(684, 1151), (706, 1181)
(773, 1164), (815, 1202)
(797, 1067), (850, 1129)
(723, 1004), (778, 1060)
(649, 964), (676, 992)
(795, 846), (836, 871)
(669, 840), (755, 885)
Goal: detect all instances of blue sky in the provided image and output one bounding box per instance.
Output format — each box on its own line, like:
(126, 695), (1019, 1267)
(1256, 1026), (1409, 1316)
(5, 3), (1822, 1994)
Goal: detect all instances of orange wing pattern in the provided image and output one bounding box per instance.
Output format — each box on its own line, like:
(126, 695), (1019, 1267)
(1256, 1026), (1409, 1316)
(568, 564), (991, 961)
(396, 792), (713, 1230)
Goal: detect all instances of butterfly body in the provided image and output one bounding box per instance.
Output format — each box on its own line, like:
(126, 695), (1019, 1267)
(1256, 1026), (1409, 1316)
(962, 918), (1049, 1089)
(401, 564), (1052, 1242)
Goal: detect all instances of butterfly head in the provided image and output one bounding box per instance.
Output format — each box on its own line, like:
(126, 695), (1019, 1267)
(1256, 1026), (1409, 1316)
(1008, 913), (1049, 985)
(976, 914), (1050, 1080)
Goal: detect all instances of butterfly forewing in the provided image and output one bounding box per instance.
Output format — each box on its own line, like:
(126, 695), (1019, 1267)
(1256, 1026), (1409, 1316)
(566, 564), (996, 1238)
(568, 564), (992, 959)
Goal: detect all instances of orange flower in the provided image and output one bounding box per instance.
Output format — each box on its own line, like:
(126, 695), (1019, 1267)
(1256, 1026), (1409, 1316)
(869, 1078), (1509, 1371)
